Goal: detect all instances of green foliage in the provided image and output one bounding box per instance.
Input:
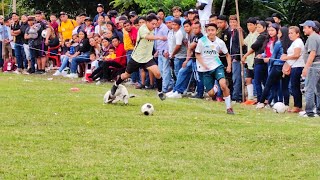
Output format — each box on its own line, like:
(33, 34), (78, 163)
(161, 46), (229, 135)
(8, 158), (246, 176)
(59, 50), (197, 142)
(262, 0), (320, 25)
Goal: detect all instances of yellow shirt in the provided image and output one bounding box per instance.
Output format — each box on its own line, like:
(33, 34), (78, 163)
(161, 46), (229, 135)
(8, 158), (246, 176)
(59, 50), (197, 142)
(244, 31), (259, 69)
(58, 19), (77, 40)
(131, 24), (154, 63)
(123, 29), (135, 51)
(105, 53), (116, 60)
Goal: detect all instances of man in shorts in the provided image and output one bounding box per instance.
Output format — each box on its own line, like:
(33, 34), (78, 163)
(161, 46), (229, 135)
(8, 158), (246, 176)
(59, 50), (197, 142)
(110, 14), (167, 100)
(195, 23), (234, 114)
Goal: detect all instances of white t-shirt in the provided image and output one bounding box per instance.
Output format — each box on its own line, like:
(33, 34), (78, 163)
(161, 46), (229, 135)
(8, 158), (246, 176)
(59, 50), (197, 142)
(197, 0), (213, 23)
(94, 24), (108, 35)
(168, 29), (175, 56)
(195, 36), (228, 72)
(287, 38), (305, 68)
(174, 29), (187, 58)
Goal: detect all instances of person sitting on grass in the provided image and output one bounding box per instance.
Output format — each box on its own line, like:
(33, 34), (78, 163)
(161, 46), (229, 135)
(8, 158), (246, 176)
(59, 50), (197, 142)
(195, 23), (234, 115)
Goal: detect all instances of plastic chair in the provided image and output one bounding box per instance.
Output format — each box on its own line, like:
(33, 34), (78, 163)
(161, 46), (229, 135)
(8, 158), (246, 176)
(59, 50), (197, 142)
(47, 45), (61, 68)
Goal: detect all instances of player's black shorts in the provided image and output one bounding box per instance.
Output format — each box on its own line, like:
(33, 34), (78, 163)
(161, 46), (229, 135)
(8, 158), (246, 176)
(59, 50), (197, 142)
(125, 58), (157, 74)
(245, 68), (254, 78)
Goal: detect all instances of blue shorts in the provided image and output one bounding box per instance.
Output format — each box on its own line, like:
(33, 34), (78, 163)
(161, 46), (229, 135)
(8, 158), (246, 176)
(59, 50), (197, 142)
(201, 65), (226, 92)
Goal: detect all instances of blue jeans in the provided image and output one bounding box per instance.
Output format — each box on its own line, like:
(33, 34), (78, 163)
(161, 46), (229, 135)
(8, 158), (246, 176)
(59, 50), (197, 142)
(254, 63), (268, 102)
(173, 60), (193, 93)
(29, 48), (36, 71)
(193, 61), (204, 97)
(232, 61), (242, 101)
(259, 65), (290, 105)
(70, 52), (90, 73)
(127, 50), (140, 83)
(58, 55), (70, 72)
(290, 67), (303, 108)
(158, 54), (172, 92)
(15, 43), (26, 69)
(0, 42), (3, 67)
(174, 58), (185, 78)
(305, 64), (320, 116)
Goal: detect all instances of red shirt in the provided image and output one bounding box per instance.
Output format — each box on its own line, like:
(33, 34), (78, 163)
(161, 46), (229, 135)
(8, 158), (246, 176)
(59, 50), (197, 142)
(265, 37), (276, 58)
(128, 27), (138, 45)
(115, 43), (127, 67)
(50, 21), (59, 35)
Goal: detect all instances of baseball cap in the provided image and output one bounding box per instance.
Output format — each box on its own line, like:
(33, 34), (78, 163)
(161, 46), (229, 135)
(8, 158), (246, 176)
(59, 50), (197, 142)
(172, 18), (181, 26)
(129, 11), (137, 17)
(84, 17), (92, 21)
(300, 20), (317, 28)
(165, 16), (174, 22)
(97, 4), (104, 8)
(59, 12), (67, 17)
(188, 9), (196, 14)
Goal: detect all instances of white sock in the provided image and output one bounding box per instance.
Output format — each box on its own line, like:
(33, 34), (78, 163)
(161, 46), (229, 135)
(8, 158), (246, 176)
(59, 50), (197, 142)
(247, 84), (254, 100)
(213, 85), (218, 94)
(224, 95), (231, 109)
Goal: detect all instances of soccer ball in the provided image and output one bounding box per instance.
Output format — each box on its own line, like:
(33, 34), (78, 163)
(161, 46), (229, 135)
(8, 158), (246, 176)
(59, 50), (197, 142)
(141, 103), (154, 116)
(41, 30), (47, 38)
(272, 102), (287, 113)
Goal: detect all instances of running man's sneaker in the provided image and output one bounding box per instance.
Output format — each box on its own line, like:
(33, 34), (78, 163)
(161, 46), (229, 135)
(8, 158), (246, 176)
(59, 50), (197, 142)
(227, 108), (235, 115)
(158, 92), (166, 101)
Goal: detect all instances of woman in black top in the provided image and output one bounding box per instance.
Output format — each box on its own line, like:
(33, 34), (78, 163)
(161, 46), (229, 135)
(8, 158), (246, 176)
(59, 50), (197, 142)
(67, 30), (91, 78)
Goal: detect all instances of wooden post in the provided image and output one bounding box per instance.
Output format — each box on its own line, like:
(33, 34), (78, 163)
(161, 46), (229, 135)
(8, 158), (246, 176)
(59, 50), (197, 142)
(220, 0), (227, 15)
(12, 0), (16, 13)
(235, 0), (245, 102)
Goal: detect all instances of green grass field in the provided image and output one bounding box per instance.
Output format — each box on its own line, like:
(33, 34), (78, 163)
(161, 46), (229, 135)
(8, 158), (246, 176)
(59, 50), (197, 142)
(0, 73), (320, 179)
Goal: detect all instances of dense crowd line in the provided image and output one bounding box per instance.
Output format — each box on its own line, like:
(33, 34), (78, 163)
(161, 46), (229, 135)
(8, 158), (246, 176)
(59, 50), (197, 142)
(1, 2), (320, 117)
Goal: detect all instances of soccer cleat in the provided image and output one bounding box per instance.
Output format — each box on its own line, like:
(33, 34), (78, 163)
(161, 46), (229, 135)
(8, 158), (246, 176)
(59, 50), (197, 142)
(158, 92), (166, 101)
(227, 108), (235, 115)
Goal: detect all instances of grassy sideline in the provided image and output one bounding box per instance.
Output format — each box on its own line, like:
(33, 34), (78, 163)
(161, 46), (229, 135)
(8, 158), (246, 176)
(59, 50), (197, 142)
(0, 73), (320, 179)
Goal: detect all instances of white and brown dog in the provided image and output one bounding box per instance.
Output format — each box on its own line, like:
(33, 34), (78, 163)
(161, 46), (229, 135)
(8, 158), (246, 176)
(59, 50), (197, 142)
(103, 84), (129, 105)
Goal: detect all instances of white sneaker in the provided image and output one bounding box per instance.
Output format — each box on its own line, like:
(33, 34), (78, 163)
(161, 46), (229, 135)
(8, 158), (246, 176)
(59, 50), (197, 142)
(299, 111), (306, 116)
(66, 73), (78, 78)
(168, 91), (182, 99)
(52, 70), (61, 76)
(14, 69), (21, 74)
(256, 103), (265, 109)
(166, 90), (174, 97)
(299, 111), (319, 117)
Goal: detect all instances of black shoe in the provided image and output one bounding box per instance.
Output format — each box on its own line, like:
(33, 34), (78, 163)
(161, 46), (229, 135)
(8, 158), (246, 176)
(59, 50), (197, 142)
(158, 92), (166, 101)
(35, 70), (44, 74)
